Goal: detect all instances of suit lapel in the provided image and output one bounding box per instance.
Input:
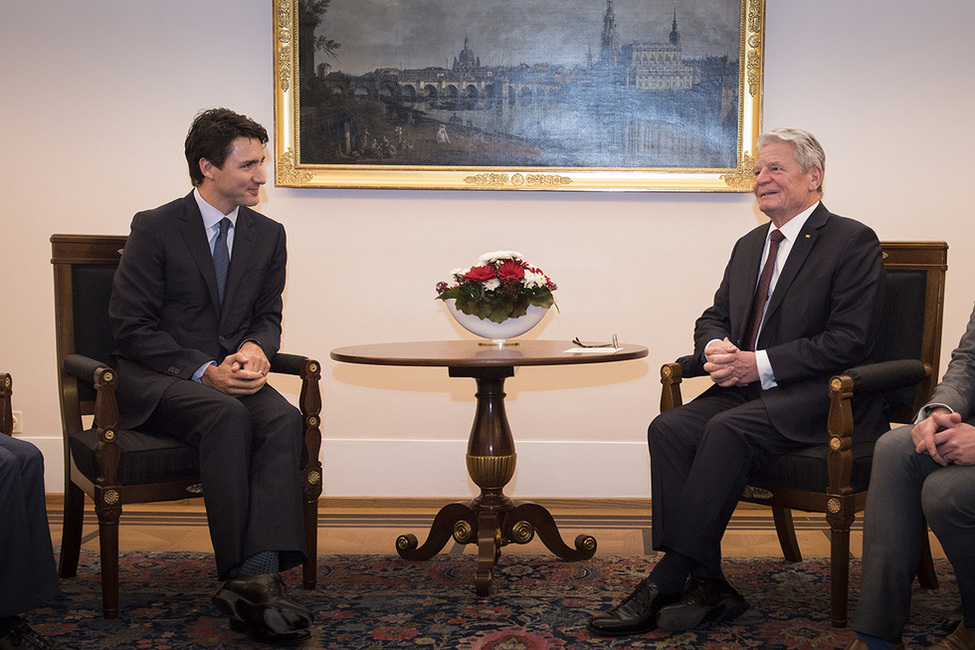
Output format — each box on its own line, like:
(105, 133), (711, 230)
(220, 207), (256, 325)
(763, 203), (830, 325)
(176, 193), (222, 308)
(732, 228), (768, 341)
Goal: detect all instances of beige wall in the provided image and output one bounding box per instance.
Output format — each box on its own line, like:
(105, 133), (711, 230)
(3, 1), (974, 497)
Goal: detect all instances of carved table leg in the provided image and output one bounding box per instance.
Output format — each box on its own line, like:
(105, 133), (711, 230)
(399, 365), (598, 595)
(396, 502), (476, 561)
(504, 502), (597, 561)
(475, 509), (500, 596)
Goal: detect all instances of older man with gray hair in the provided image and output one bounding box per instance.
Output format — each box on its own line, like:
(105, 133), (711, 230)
(589, 129), (888, 637)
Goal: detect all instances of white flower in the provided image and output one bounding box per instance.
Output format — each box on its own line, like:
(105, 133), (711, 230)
(478, 250), (524, 265)
(483, 278), (501, 291)
(523, 269), (547, 288)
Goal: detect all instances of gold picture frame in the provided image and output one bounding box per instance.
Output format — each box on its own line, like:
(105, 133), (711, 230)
(273, 0), (764, 192)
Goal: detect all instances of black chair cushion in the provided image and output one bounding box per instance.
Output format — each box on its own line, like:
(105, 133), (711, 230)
(69, 428), (199, 485)
(751, 440), (876, 492)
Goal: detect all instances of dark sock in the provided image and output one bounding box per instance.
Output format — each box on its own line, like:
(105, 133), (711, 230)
(648, 552), (694, 594)
(240, 551), (278, 576)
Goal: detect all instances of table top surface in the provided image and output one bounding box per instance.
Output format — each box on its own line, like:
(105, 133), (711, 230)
(330, 340), (648, 368)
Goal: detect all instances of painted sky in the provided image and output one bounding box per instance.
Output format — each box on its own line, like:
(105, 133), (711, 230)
(313, 0), (742, 75)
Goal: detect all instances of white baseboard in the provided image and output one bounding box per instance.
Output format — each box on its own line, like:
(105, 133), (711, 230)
(32, 434), (651, 499)
(321, 439), (651, 498)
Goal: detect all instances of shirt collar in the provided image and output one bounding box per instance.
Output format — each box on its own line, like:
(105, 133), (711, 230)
(194, 187), (239, 232)
(770, 201), (819, 242)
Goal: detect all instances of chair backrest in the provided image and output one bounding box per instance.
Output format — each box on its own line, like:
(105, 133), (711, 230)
(51, 234), (127, 420)
(876, 241), (947, 423)
(0, 372), (12, 436)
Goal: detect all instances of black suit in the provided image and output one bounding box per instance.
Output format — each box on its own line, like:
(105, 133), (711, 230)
(0, 435), (60, 618)
(649, 203), (886, 573)
(109, 192), (304, 579)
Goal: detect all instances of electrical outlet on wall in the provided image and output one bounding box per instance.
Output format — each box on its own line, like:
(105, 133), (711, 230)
(11, 410), (22, 434)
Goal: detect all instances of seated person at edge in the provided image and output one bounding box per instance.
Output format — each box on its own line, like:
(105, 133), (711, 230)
(1, 428), (78, 649)
(109, 108), (312, 644)
(846, 304), (975, 650)
(588, 128), (887, 636)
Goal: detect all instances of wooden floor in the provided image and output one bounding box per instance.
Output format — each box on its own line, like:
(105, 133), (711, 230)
(45, 496), (947, 560)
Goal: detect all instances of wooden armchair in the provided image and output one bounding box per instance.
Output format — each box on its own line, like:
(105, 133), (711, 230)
(1, 371), (11, 437)
(51, 234), (323, 618)
(659, 241), (947, 627)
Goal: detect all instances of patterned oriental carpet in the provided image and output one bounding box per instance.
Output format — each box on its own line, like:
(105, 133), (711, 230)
(29, 552), (959, 649)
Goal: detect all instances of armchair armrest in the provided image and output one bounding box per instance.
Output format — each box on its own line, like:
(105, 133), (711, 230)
(826, 358), (929, 497)
(270, 352), (316, 377)
(841, 359), (928, 396)
(270, 353), (323, 507)
(1, 371), (12, 436)
(61, 353), (122, 486)
(660, 354), (706, 413)
(63, 353), (113, 383)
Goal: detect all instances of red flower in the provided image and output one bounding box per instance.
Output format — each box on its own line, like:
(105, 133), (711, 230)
(496, 261), (526, 282)
(464, 265), (496, 282)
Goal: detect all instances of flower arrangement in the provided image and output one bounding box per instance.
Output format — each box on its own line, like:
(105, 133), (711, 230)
(436, 251), (558, 323)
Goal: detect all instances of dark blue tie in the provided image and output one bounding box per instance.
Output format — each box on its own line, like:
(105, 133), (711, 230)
(213, 217), (231, 303)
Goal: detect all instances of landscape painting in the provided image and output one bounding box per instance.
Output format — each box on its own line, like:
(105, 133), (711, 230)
(273, 0), (765, 191)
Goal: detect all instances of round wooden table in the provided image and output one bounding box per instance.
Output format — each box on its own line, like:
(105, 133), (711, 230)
(330, 340), (648, 595)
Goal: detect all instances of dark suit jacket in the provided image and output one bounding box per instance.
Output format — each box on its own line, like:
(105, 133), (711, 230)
(693, 203), (886, 443)
(109, 192), (288, 429)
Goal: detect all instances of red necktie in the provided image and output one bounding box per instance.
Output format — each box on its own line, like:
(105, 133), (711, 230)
(745, 229), (785, 351)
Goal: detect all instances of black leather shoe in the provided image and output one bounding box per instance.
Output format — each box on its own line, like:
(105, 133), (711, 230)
(0, 617), (79, 649)
(229, 618), (311, 646)
(587, 578), (681, 636)
(655, 576), (749, 631)
(213, 573), (313, 635)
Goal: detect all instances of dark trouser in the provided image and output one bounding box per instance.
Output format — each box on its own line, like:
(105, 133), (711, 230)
(851, 425), (975, 642)
(648, 384), (806, 575)
(140, 381), (305, 581)
(0, 435), (60, 618)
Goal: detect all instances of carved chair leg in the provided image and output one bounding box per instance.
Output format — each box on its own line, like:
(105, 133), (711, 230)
(96, 506), (121, 619)
(771, 506), (803, 562)
(302, 494), (318, 591)
(58, 481), (85, 579)
(916, 527), (939, 590)
(828, 514), (854, 628)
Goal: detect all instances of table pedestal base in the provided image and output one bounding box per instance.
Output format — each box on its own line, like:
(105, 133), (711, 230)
(394, 366), (597, 595)
(395, 497), (597, 595)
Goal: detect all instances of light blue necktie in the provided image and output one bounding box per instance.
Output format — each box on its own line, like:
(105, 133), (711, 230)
(213, 217), (231, 303)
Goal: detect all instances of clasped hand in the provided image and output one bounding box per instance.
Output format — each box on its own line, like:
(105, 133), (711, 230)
(201, 341), (270, 395)
(703, 337), (759, 387)
(912, 409), (975, 466)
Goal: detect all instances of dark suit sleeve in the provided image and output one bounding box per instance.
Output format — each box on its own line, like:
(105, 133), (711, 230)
(765, 225), (884, 385)
(693, 238), (746, 360)
(110, 211), (214, 378)
(236, 222), (286, 358)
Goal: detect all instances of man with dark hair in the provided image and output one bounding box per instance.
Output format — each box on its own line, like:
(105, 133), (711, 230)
(109, 108), (312, 644)
(589, 128), (887, 636)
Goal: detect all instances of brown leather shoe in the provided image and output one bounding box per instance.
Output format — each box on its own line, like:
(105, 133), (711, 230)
(844, 639), (904, 650)
(926, 623), (975, 650)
